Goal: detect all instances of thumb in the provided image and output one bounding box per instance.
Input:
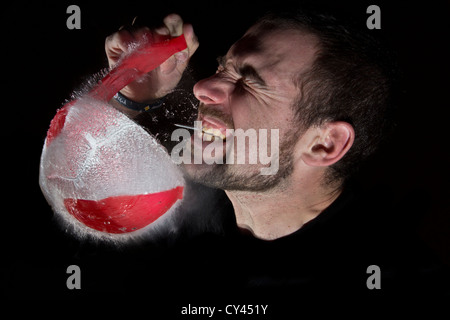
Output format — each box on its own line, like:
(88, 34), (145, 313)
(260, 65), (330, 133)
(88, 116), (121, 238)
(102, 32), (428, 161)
(159, 55), (178, 75)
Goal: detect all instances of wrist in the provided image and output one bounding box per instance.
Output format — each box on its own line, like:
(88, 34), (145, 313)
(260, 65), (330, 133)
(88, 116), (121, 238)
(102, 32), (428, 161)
(113, 91), (164, 112)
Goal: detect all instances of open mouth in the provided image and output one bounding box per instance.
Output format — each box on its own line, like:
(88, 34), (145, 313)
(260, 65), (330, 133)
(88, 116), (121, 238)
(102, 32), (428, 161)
(202, 127), (226, 141)
(200, 114), (231, 141)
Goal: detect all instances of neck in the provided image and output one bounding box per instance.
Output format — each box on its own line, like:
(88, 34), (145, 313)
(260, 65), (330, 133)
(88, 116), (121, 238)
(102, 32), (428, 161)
(225, 174), (342, 240)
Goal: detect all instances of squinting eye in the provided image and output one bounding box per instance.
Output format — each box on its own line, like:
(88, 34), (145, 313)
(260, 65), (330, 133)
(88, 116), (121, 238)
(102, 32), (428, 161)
(241, 77), (258, 87)
(236, 78), (253, 89)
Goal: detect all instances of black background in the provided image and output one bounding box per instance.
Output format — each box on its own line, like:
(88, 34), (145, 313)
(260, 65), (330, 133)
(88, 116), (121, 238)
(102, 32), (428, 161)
(2, 0), (449, 311)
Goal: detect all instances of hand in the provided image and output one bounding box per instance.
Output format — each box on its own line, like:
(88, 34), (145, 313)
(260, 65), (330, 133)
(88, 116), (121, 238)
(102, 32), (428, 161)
(105, 14), (199, 103)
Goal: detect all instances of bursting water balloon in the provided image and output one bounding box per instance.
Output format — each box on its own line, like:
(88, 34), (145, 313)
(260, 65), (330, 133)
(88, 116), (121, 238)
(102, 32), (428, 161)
(39, 35), (188, 240)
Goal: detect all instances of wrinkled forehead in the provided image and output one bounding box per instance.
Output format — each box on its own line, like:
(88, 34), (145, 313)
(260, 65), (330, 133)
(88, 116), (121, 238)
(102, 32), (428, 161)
(228, 25), (319, 76)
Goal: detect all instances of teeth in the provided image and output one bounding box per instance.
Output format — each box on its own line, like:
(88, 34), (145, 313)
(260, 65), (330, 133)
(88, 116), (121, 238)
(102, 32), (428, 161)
(202, 127), (226, 140)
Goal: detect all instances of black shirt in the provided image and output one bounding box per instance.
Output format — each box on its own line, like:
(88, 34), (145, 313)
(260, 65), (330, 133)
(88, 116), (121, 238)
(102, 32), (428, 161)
(54, 182), (448, 312)
(163, 183), (449, 304)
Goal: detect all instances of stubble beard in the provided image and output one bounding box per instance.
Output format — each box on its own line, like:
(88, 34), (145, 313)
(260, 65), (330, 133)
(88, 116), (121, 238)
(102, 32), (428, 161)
(180, 127), (297, 192)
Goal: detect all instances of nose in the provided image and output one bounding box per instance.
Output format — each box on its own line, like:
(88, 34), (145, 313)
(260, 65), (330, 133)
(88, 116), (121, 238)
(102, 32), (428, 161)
(193, 74), (232, 105)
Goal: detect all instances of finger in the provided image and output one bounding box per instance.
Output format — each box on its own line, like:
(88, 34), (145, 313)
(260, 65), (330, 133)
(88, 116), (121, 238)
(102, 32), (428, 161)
(170, 24), (198, 66)
(151, 15), (196, 75)
(132, 26), (152, 42)
(182, 23), (199, 58)
(105, 29), (135, 66)
(105, 30), (133, 54)
(154, 26), (170, 36)
(153, 25), (171, 43)
(160, 55), (178, 75)
(162, 23), (199, 74)
(163, 13), (183, 37)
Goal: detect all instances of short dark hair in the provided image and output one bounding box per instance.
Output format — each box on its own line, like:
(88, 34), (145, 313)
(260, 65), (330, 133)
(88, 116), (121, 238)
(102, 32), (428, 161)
(255, 11), (397, 183)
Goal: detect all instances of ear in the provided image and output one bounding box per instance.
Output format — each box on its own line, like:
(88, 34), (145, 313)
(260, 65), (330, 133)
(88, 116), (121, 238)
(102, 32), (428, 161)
(302, 122), (354, 167)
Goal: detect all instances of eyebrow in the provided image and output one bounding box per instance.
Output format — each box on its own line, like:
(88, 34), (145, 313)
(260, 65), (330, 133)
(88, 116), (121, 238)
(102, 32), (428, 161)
(216, 56), (266, 86)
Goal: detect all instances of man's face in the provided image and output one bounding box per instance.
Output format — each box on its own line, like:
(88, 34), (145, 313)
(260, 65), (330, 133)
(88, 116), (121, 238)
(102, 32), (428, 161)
(182, 25), (319, 191)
